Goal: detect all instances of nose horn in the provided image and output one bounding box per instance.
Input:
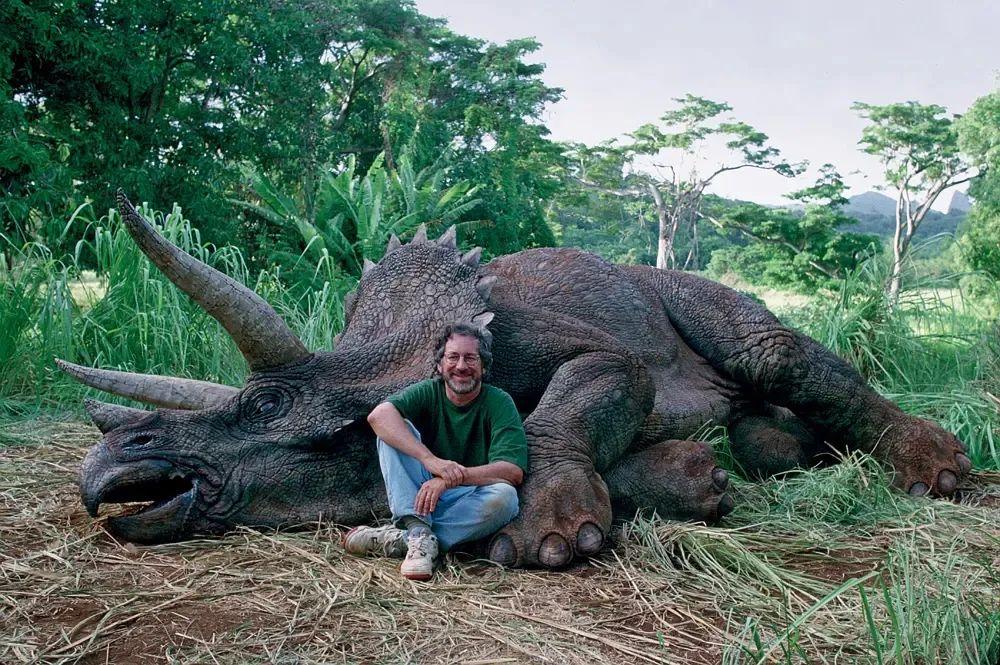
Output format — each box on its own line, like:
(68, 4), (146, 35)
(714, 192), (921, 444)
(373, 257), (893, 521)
(84, 399), (149, 433)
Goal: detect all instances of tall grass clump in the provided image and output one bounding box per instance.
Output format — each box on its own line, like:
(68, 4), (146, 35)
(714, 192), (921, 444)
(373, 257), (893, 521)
(0, 240), (77, 413)
(613, 456), (1000, 664)
(788, 249), (1000, 470)
(72, 204), (248, 388)
(0, 204), (353, 412)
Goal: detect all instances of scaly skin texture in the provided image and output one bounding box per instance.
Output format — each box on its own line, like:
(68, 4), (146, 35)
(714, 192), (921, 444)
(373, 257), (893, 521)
(72, 229), (972, 567)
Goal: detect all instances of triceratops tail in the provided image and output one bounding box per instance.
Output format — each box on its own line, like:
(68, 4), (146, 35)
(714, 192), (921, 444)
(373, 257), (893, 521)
(116, 191), (310, 371)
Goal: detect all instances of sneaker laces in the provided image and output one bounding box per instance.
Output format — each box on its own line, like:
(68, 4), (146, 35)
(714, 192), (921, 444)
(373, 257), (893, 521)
(407, 532), (435, 558)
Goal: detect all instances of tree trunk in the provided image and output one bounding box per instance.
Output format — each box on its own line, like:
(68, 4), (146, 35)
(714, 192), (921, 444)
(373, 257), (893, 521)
(887, 189), (907, 303)
(648, 184), (671, 269)
(887, 180), (949, 303)
(683, 217), (699, 270)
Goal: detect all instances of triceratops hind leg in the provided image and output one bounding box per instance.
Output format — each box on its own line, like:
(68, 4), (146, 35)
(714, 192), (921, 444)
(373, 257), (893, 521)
(488, 351), (653, 569)
(650, 269), (971, 497)
(604, 440), (734, 524)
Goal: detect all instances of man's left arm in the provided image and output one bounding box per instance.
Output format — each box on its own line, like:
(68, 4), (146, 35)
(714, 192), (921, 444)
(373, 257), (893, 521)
(462, 461), (523, 487)
(460, 390), (527, 487)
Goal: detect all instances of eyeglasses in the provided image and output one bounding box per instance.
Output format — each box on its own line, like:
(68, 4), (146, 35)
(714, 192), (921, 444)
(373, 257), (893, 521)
(443, 353), (481, 366)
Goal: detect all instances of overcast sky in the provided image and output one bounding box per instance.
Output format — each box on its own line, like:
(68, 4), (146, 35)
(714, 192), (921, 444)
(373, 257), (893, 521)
(415, 0), (999, 206)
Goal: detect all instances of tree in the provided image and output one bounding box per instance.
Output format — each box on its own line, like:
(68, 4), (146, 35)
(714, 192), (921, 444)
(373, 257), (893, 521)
(955, 91), (1000, 279)
(705, 165), (880, 291)
(237, 145), (481, 286)
(568, 95), (803, 269)
(2, 0), (565, 259)
(853, 101), (979, 299)
(414, 36), (565, 254)
(2, 0), (444, 246)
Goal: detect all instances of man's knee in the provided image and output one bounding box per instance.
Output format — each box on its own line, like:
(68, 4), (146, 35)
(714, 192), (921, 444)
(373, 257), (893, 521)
(482, 483), (519, 525)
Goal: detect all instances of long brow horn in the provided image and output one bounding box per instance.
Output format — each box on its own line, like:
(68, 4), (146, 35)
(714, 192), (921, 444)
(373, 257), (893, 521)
(56, 359), (238, 409)
(116, 191), (309, 370)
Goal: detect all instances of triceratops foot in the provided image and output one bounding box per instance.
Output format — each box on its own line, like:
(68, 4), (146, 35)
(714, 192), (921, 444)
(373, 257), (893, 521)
(604, 440), (734, 523)
(488, 466), (612, 569)
(877, 414), (971, 497)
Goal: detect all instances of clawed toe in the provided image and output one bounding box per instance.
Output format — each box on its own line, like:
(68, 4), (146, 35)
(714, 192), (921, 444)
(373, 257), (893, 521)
(937, 469), (957, 494)
(575, 521), (604, 555)
(712, 467), (729, 491)
(489, 533), (518, 567)
(716, 493), (735, 518)
(538, 533), (572, 567)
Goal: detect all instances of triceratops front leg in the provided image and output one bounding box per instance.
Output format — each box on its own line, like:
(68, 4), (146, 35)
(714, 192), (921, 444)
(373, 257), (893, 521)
(488, 352), (653, 568)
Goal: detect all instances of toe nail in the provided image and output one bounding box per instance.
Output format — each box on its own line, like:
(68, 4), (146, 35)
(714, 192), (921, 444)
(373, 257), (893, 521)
(956, 453), (972, 474)
(488, 534), (517, 567)
(937, 469), (957, 494)
(712, 467), (729, 491)
(576, 522), (604, 556)
(909, 482), (929, 497)
(538, 534), (572, 568)
(717, 494), (735, 519)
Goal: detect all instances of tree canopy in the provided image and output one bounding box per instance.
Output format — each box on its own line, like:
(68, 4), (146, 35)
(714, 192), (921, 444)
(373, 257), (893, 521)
(707, 166), (879, 291)
(852, 101), (978, 298)
(566, 95), (803, 270)
(1, 0), (564, 257)
(956, 90), (1000, 279)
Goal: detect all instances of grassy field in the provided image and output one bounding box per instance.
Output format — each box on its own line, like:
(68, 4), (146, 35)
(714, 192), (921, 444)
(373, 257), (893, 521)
(1, 420), (997, 663)
(2, 209), (999, 662)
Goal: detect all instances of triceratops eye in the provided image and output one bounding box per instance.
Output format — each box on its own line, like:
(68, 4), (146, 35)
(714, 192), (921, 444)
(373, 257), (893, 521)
(242, 388), (292, 422)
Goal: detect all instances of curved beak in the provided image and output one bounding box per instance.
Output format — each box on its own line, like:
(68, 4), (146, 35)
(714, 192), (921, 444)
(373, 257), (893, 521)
(79, 443), (198, 544)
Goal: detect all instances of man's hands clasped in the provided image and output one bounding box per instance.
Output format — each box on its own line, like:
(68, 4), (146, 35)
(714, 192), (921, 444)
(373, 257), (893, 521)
(416, 455), (466, 516)
(422, 455), (466, 487)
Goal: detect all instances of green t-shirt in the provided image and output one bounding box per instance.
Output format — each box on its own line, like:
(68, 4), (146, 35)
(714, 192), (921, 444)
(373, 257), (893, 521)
(386, 379), (528, 472)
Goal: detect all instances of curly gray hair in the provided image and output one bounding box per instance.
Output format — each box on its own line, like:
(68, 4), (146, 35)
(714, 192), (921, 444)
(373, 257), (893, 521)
(431, 322), (493, 378)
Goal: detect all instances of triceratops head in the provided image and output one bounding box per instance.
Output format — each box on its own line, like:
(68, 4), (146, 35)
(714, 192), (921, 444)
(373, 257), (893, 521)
(60, 192), (494, 544)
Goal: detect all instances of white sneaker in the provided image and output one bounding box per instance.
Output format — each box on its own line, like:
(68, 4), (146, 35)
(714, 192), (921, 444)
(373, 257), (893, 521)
(400, 530), (439, 580)
(342, 524), (407, 558)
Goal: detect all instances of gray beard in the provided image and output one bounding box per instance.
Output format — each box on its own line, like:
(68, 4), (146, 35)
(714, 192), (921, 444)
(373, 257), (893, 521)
(445, 375), (481, 395)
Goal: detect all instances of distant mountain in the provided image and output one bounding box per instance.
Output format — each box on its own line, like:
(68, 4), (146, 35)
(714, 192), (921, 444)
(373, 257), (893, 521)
(844, 191), (897, 218)
(733, 190), (965, 238)
(946, 190), (971, 215)
(838, 191), (966, 238)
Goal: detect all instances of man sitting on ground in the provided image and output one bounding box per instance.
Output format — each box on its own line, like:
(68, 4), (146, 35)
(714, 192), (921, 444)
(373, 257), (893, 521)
(344, 322), (527, 580)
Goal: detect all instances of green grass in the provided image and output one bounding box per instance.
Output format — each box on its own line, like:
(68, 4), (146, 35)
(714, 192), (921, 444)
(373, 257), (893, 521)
(0, 205), (349, 415)
(617, 452), (1000, 663)
(2, 207), (999, 661)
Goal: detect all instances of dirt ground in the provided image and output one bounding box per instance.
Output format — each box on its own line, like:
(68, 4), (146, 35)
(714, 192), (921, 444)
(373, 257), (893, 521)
(2, 419), (998, 664)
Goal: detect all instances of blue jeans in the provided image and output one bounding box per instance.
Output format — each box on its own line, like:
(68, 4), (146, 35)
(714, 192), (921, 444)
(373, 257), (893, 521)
(376, 424), (519, 552)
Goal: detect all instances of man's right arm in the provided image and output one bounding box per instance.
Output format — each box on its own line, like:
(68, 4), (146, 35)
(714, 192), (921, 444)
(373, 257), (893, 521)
(367, 402), (466, 486)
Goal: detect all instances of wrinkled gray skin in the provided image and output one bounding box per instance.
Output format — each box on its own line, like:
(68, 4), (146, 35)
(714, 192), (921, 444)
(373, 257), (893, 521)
(65, 194), (972, 569)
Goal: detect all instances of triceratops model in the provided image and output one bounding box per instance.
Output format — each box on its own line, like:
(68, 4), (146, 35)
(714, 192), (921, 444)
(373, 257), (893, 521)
(60, 193), (972, 568)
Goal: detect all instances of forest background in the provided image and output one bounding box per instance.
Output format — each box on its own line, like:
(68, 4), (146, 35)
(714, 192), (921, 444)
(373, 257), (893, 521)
(3, 0), (998, 435)
(1, 2), (999, 661)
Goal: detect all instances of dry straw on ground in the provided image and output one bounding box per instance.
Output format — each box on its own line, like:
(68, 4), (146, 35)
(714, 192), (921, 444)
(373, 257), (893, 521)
(2, 419), (998, 664)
